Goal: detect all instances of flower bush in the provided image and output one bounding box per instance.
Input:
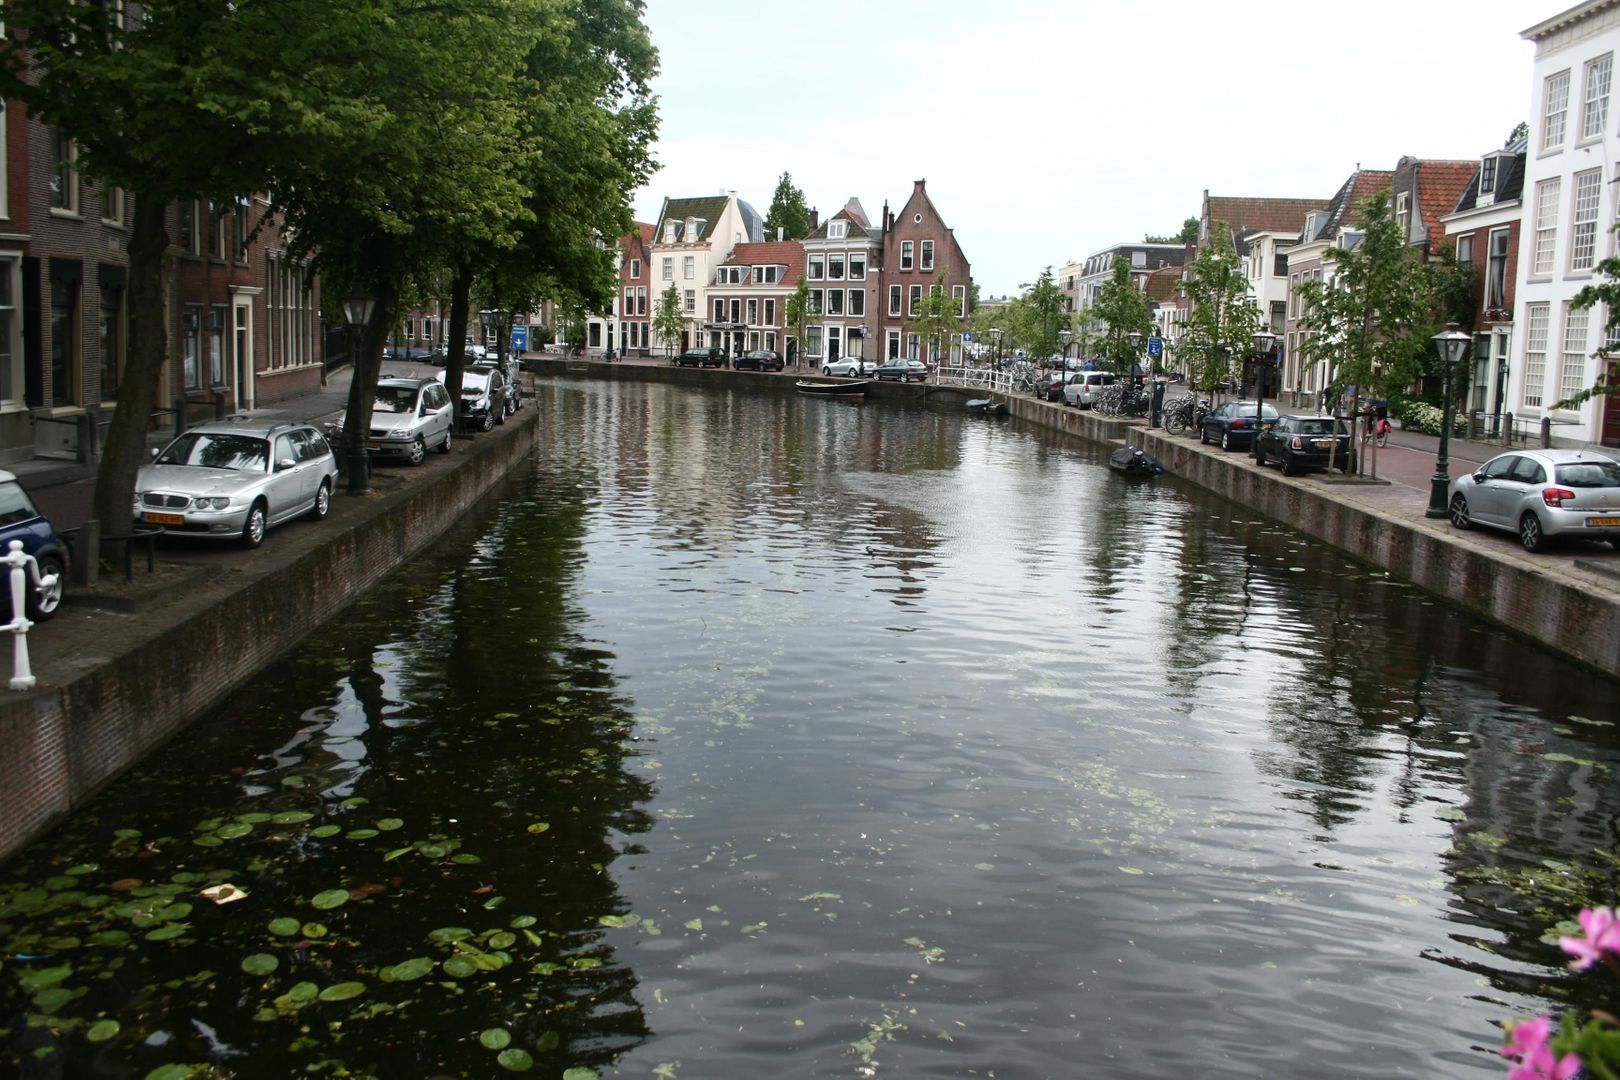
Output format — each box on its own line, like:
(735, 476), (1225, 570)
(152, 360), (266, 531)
(1500, 904), (1620, 1079)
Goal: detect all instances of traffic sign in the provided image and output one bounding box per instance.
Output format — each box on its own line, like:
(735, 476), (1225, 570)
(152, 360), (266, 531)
(962, 331), (973, 343)
(1147, 336), (1163, 359)
(510, 325), (529, 352)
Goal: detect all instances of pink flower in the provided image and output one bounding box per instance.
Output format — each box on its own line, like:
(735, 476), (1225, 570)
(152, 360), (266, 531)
(1559, 906), (1620, 971)
(1500, 1016), (1580, 1080)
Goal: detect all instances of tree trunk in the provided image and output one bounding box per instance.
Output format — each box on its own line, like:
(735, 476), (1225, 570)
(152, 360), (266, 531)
(340, 277), (399, 495)
(443, 266), (473, 412)
(92, 194), (171, 540)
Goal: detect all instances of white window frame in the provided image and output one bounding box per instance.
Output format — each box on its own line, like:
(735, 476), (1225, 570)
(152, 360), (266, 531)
(1523, 302), (1550, 408)
(683, 255), (695, 280)
(952, 284), (966, 318)
(1570, 168), (1602, 273)
(908, 285), (921, 316)
(661, 257), (673, 281)
(1583, 53), (1612, 142)
(849, 252), (866, 280)
(50, 129), (79, 216)
(0, 255), (21, 406)
(684, 289), (694, 313)
(828, 253), (844, 280)
(886, 330), (901, 360)
(888, 285), (901, 317)
(808, 254), (824, 280)
(1533, 178), (1561, 277)
(828, 220), (847, 239)
(848, 288), (864, 317)
(1544, 69), (1571, 152)
(764, 298), (775, 326)
(1558, 303), (1589, 408)
(900, 241), (914, 272)
(921, 240), (934, 272)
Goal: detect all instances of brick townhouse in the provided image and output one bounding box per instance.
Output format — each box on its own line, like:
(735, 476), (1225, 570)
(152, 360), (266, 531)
(617, 223), (653, 357)
(706, 240), (804, 360)
(876, 180), (972, 364)
(800, 198), (879, 365)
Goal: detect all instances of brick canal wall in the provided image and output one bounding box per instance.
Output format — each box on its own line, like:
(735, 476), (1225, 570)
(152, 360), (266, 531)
(0, 411), (538, 863)
(537, 360), (1620, 679)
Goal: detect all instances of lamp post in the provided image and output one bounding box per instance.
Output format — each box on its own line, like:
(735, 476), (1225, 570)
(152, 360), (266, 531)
(1426, 322), (1472, 519)
(1250, 329), (1277, 461)
(1059, 328), (1072, 370)
(341, 289), (375, 496)
(989, 326), (1003, 366)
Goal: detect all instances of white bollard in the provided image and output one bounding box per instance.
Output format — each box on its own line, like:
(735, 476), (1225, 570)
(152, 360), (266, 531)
(1, 539), (57, 691)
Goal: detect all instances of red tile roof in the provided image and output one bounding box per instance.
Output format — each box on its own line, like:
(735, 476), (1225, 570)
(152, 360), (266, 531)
(1205, 195), (1324, 234)
(1143, 265), (1180, 302)
(1416, 161), (1479, 247)
(723, 240), (806, 287)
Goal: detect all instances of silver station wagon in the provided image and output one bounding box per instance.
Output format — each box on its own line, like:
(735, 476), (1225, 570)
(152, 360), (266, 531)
(134, 420), (339, 547)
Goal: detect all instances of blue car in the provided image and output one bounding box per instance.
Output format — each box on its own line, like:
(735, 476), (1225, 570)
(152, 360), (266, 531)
(1200, 401), (1280, 451)
(0, 470), (68, 621)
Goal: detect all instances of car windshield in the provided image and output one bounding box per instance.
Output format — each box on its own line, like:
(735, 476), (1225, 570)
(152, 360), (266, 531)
(155, 432), (269, 471)
(373, 385), (416, 414)
(460, 374), (490, 393)
(1235, 404), (1279, 418)
(0, 481), (40, 528)
(1555, 460), (1620, 488)
(1291, 418), (1345, 435)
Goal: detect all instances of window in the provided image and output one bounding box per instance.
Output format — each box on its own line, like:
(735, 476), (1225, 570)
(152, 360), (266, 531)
(849, 252), (866, 279)
(1395, 192), (1409, 236)
(625, 287), (635, 315)
(664, 222), (676, 243)
(921, 240), (934, 271)
(1533, 178), (1561, 276)
(952, 284), (966, 318)
(1455, 233), (1474, 264)
(234, 199), (249, 263)
(1486, 229), (1510, 309)
(102, 185), (127, 228)
(887, 330), (900, 359)
(684, 289), (694, 312)
(1273, 250), (1288, 277)
(811, 289), (823, 313)
(1480, 155), (1498, 197)
(50, 129), (78, 214)
(888, 285), (901, 316)
(1524, 302), (1549, 408)
(1131, 250), (1147, 268)
(209, 202), (228, 259)
(764, 299), (775, 326)
(756, 265), (779, 285)
(0, 258), (17, 405)
(631, 258), (641, 279)
(828, 220), (847, 239)
(808, 254), (824, 280)
(182, 305), (202, 390)
(901, 241), (914, 272)
(266, 252), (316, 371)
(828, 253), (844, 280)
(662, 257), (673, 280)
(729, 299), (741, 324)
(713, 298), (725, 322)
(0, 102), (7, 218)
(848, 289), (864, 317)
(826, 289), (843, 316)
(208, 306), (227, 386)
(637, 287), (648, 316)
(1545, 70), (1571, 151)
(908, 285), (921, 316)
(1559, 304), (1589, 406)
(906, 334), (920, 359)
(1571, 169), (1602, 272)
(1583, 54), (1612, 141)
(178, 201), (198, 254)
(747, 298), (758, 325)
(682, 256), (694, 280)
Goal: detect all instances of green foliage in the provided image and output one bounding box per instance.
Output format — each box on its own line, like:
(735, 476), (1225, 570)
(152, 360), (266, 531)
(784, 277), (819, 364)
(1175, 226), (1258, 393)
(1093, 258), (1155, 374)
(1144, 218), (1199, 246)
(763, 172), (811, 242)
(652, 283), (687, 354)
(913, 273), (964, 364)
(1015, 268), (1067, 363)
(1295, 191), (1440, 410)
(1565, 251), (1620, 411)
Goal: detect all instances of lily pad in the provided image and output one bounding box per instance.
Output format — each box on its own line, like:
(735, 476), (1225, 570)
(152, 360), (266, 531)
(509, 915), (537, 929)
(301, 922), (329, 939)
(318, 981), (366, 1002)
(311, 889), (349, 910)
(480, 1027), (512, 1050)
(347, 829), (380, 840)
(451, 854), (482, 865)
(86, 1018), (120, 1042)
(386, 957), (435, 981)
(215, 822), (254, 840)
(236, 812), (273, 824)
(443, 955), (479, 978)
(18, 964), (73, 990)
(268, 918), (301, 937)
(487, 931), (517, 950)
(310, 825), (342, 839)
(146, 1066), (199, 1080)
(562, 1069), (597, 1080)
(428, 926), (474, 944)
(145, 924), (188, 942)
(526, 822), (550, 835)
(272, 811), (314, 825)
(376, 818), (404, 832)
(241, 953), (279, 976)
(498, 1048), (534, 1071)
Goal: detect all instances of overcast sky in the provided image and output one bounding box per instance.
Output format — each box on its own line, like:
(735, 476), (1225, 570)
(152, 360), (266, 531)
(632, 0), (1558, 298)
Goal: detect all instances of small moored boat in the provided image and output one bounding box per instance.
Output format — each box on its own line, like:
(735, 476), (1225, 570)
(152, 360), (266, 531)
(965, 398), (1007, 416)
(797, 380), (869, 399)
(1110, 446), (1162, 477)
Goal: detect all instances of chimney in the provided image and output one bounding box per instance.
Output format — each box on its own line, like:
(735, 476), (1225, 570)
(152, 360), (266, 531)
(809, 209), (819, 232)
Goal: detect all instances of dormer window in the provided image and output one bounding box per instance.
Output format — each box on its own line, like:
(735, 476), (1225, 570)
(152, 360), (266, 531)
(685, 216), (699, 238)
(829, 220), (847, 239)
(664, 222), (677, 243)
(1395, 193), (1409, 236)
(1480, 155), (1498, 197)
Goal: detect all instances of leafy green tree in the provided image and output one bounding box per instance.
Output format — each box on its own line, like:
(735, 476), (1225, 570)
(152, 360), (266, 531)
(653, 282), (687, 355)
(913, 273), (965, 366)
(1295, 191), (1439, 411)
(763, 172), (811, 241)
(1176, 225), (1259, 395)
(1093, 258), (1155, 374)
(1017, 268), (1068, 364)
(1565, 260), (1620, 411)
(1145, 218), (1200, 246)
(784, 276), (819, 367)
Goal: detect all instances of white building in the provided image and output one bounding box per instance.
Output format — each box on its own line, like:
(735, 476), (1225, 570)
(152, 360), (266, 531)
(1514, 1), (1620, 447)
(646, 191), (764, 355)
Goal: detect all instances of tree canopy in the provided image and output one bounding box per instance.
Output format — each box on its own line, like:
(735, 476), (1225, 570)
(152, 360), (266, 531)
(1145, 218), (1200, 246)
(1175, 225), (1259, 394)
(763, 172), (811, 241)
(1093, 258), (1155, 373)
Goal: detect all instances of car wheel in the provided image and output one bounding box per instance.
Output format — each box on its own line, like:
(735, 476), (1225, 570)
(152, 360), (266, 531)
(1448, 493), (1471, 529)
(27, 553), (64, 622)
(823, 366), (832, 376)
(479, 411), (495, 433)
(1220, 430), (1232, 451)
(439, 427), (453, 454)
(240, 502), (268, 549)
(495, 406), (506, 426)
(1519, 512), (1548, 553)
(407, 435), (426, 465)
(1280, 452), (1299, 476)
(310, 480), (332, 520)
(1199, 425), (1209, 445)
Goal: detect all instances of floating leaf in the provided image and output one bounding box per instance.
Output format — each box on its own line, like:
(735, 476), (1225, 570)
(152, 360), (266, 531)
(684, 919), (703, 932)
(86, 1018), (120, 1043)
(429, 927), (474, 944)
(65, 863), (99, 875)
(498, 1049), (534, 1072)
(146, 1066), (199, 1080)
(526, 822), (550, 835)
(311, 889), (349, 911)
(33, 986), (76, 1013)
(241, 953), (279, 976)
(376, 818), (404, 832)
(339, 796), (368, 808)
(193, 836), (224, 848)
(268, 918), (301, 937)
(236, 812), (273, 824)
(318, 982), (365, 1002)
(215, 823), (253, 840)
(451, 854), (482, 865)
(347, 829), (380, 840)
(386, 957), (435, 981)
(509, 915), (537, 929)
(271, 811), (314, 825)
(1434, 807), (1466, 822)
(480, 1028), (512, 1050)
(598, 915), (626, 928)
(145, 924), (187, 942)
(301, 922), (328, 939)
(562, 1069), (596, 1080)
(281, 775), (306, 787)
(487, 931), (516, 950)
(973, 863), (994, 871)
(201, 883), (248, 904)
(443, 956), (479, 978)
(535, 1031), (560, 1052)
(383, 847), (413, 862)
(310, 825), (342, 839)
(90, 930), (130, 947)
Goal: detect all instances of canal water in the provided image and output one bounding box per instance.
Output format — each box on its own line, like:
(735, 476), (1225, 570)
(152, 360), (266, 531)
(3, 379), (1617, 1078)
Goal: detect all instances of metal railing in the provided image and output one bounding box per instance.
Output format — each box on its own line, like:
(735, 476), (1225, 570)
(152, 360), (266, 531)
(935, 366), (1012, 394)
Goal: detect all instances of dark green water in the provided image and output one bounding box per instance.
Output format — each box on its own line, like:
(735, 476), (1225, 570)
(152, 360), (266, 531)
(3, 379), (1618, 1078)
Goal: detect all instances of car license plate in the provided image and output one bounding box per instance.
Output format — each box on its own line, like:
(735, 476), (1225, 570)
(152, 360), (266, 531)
(366, 442), (381, 451)
(143, 512), (185, 526)
(1588, 516), (1620, 527)
(1314, 439), (1335, 448)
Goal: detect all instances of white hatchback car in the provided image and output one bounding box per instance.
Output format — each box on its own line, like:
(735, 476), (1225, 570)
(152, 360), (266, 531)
(822, 357), (875, 377)
(1448, 448), (1620, 552)
(1061, 370), (1117, 408)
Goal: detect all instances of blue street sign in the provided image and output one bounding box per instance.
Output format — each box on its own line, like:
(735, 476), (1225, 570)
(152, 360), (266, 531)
(1147, 336), (1163, 359)
(962, 331), (973, 343)
(509, 325), (529, 352)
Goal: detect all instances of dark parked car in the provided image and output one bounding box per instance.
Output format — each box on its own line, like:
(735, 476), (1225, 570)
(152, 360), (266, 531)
(1448, 449), (1620, 552)
(1255, 414), (1355, 475)
(674, 347), (725, 368)
(0, 471), (68, 622)
(381, 346), (431, 362)
(873, 359), (928, 382)
(733, 350), (784, 372)
(435, 364), (509, 431)
(1200, 401), (1280, 450)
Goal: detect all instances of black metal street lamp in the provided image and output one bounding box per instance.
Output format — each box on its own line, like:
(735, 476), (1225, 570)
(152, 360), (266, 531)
(1251, 329), (1277, 461)
(342, 289), (375, 496)
(1426, 322), (1472, 519)
(989, 326), (1003, 365)
(1059, 328), (1072, 370)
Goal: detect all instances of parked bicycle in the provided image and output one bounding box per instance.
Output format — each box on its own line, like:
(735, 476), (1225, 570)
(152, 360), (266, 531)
(1359, 408), (1391, 448)
(1162, 394), (1209, 435)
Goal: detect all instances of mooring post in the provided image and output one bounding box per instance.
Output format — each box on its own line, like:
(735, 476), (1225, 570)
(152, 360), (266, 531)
(1, 540), (55, 691)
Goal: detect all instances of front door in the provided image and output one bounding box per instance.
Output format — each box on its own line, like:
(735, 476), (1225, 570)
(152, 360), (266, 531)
(827, 327), (840, 363)
(234, 302), (254, 411)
